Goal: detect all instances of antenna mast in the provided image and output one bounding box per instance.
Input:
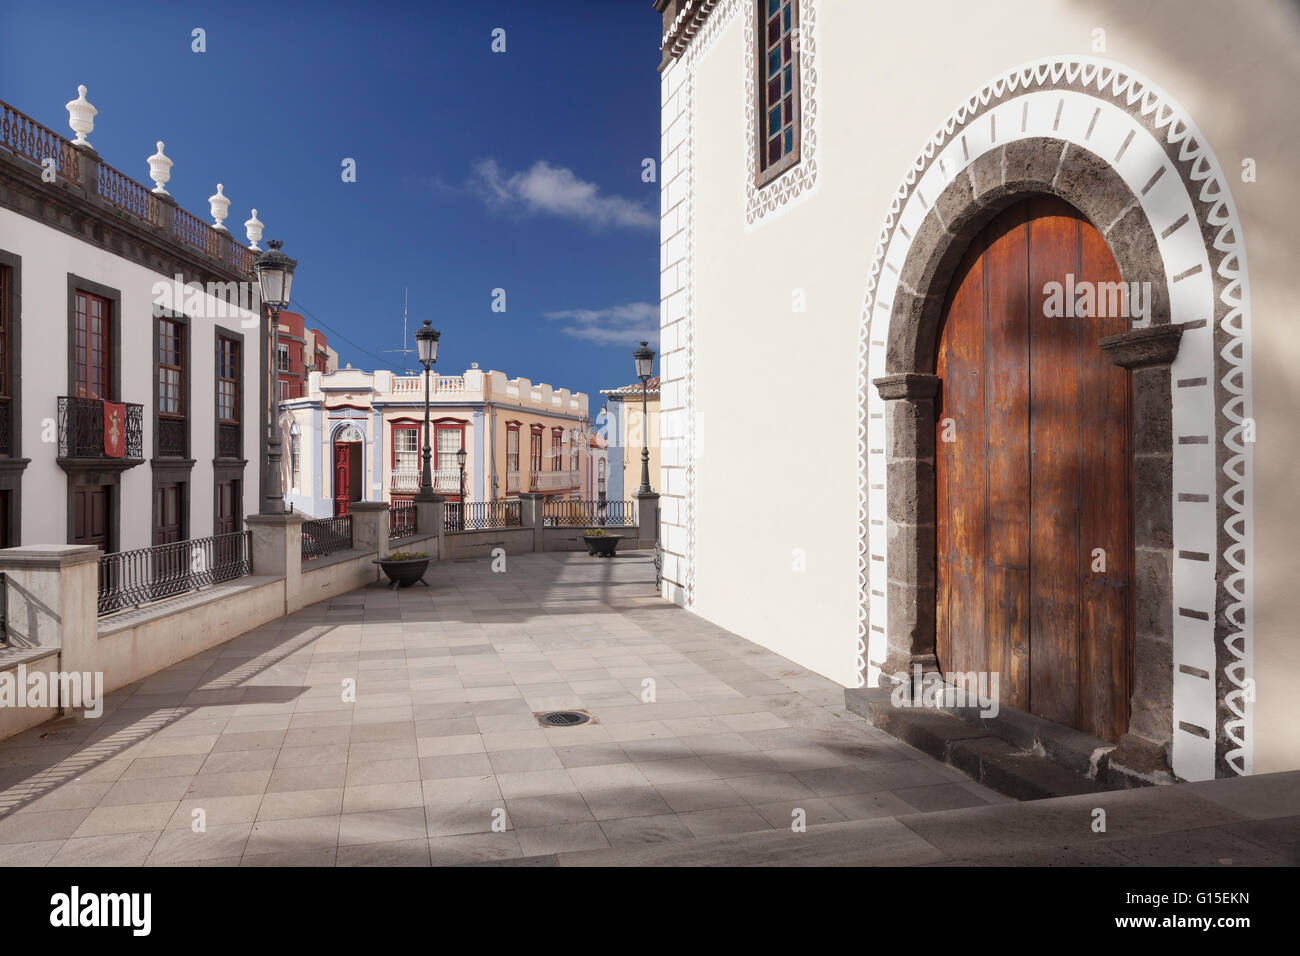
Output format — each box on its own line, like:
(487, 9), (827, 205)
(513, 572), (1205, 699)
(382, 288), (415, 374)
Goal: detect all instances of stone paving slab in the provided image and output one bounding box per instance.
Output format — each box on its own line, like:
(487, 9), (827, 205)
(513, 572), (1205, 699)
(0, 552), (1006, 867)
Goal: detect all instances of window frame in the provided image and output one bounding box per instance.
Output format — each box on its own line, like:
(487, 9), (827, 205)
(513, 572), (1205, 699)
(391, 421), (421, 474)
(157, 317), (185, 420)
(753, 0), (802, 189)
(551, 427), (563, 472)
(217, 335), (241, 425)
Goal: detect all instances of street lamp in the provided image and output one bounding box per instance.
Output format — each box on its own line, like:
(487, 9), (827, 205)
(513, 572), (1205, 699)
(633, 340), (655, 495)
(456, 445), (467, 530)
(253, 239), (297, 515)
(414, 320), (441, 501)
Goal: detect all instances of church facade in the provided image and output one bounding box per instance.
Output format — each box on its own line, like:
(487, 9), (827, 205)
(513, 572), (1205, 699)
(652, 0), (1299, 782)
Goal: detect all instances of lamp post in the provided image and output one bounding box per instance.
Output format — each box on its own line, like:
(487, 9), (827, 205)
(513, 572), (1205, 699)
(633, 340), (655, 495)
(456, 445), (467, 530)
(253, 239), (297, 515)
(414, 320), (441, 501)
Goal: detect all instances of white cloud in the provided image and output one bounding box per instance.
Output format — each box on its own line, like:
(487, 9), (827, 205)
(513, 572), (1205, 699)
(470, 159), (656, 229)
(544, 303), (659, 346)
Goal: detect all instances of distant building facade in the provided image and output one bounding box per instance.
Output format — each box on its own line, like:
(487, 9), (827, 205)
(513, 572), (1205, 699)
(280, 366), (589, 517)
(599, 377), (660, 505)
(274, 310), (337, 400)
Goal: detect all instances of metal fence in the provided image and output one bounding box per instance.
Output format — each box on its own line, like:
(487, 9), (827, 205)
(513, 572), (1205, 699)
(542, 499), (637, 528)
(302, 515), (353, 561)
(389, 500), (416, 539)
(445, 499), (522, 533)
(98, 531), (252, 617)
(57, 396), (144, 459)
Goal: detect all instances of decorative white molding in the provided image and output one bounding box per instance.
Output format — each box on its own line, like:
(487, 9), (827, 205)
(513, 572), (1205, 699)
(244, 209), (264, 251)
(147, 141), (172, 196)
(658, 0), (821, 608)
(208, 183), (230, 232)
(64, 85), (96, 148)
(742, 0), (820, 227)
(854, 57), (1253, 780)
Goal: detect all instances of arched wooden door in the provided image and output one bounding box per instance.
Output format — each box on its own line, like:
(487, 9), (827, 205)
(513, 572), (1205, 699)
(935, 196), (1133, 742)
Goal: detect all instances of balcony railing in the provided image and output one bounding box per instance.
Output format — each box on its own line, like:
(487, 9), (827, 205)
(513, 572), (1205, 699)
(531, 470), (579, 493)
(389, 374), (467, 395)
(98, 531), (251, 617)
(217, 422), (240, 459)
(0, 101), (80, 185)
(542, 499), (637, 528)
(97, 161), (162, 227)
(158, 416), (186, 457)
(57, 397), (143, 459)
(506, 470), (521, 494)
(445, 499), (522, 533)
(302, 515), (352, 561)
(389, 500), (416, 540)
(390, 469), (461, 494)
(1, 95), (255, 275)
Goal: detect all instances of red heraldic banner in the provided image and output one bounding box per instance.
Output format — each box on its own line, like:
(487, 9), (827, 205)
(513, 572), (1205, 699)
(103, 402), (126, 458)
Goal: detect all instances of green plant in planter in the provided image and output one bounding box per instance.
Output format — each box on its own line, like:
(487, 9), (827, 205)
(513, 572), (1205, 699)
(583, 529), (608, 537)
(387, 551), (428, 560)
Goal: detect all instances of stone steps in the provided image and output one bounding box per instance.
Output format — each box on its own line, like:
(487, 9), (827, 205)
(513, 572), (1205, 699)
(845, 687), (1106, 800)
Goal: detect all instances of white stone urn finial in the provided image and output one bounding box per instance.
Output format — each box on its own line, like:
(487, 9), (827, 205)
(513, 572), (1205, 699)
(208, 183), (230, 232)
(65, 85), (97, 147)
(244, 208), (264, 251)
(147, 141), (173, 196)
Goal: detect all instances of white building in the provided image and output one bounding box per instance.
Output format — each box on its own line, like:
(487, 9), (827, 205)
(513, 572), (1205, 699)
(653, 0), (1299, 781)
(280, 365), (590, 517)
(0, 86), (268, 552)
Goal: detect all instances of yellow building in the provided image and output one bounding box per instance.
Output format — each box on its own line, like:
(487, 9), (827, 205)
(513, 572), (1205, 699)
(598, 377), (660, 503)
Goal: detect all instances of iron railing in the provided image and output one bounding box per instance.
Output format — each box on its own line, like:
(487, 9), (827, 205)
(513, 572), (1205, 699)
(302, 515), (352, 561)
(97, 531), (252, 616)
(542, 499), (637, 528)
(158, 416), (186, 457)
(445, 499), (521, 533)
(0, 101), (80, 185)
(217, 422), (240, 458)
(389, 500), (416, 539)
(57, 396), (144, 459)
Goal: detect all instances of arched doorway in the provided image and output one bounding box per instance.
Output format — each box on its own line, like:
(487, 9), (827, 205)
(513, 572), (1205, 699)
(332, 422), (364, 517)
(935, 195), (1133, 742)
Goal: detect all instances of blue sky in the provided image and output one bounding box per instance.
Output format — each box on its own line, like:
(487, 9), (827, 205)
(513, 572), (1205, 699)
(0, 0), (661, 414)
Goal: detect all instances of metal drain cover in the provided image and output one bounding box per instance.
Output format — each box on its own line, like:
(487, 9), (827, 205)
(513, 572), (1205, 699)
(538, 710), (591, 727)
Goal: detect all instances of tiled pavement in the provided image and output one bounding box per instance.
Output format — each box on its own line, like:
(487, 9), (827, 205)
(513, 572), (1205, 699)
(0, 551), (1009, 867)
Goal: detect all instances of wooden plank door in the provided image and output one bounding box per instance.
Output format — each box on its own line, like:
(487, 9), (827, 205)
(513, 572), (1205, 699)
(333, 443), (351, 517)
(73, 484), (111, 550)
(935, 196), (1132, 742)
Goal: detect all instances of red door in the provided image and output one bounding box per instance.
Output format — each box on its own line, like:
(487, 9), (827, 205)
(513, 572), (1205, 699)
(935, 196), (1132, 742)
(334, 443), (351, 517)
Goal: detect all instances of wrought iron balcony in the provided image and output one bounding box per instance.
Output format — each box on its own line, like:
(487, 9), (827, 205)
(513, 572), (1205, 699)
(57, 396), (143, 460)
(158, 416), (187, 458)
(217, 422), (241, 459)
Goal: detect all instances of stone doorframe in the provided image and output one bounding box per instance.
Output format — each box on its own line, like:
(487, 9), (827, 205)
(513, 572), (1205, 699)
(871, 137), (1184, 781)
(857, 59), (1255, 784)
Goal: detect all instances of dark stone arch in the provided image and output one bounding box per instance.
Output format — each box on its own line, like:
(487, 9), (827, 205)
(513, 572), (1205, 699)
(872, 136), (1186, 784)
